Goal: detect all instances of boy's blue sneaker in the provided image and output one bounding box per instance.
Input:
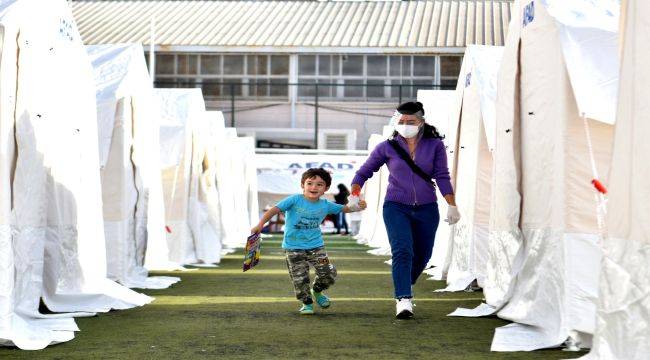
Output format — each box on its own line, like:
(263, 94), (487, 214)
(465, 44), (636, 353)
(299, 303), (314, 315)
(311, 289), (331, 309)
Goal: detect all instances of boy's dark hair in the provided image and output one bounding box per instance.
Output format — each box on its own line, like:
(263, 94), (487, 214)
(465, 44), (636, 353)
(301, 168), (332, 187)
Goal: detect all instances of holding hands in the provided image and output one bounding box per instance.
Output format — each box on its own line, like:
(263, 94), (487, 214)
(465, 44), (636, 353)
(344, 183), (366, 213)
(346, 194), (367, 212)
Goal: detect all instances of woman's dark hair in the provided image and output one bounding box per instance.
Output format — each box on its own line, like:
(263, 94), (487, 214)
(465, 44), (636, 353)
(337, 183), (349, 196)
(392, 101), (444, 140)
(301, 168), (332, 187)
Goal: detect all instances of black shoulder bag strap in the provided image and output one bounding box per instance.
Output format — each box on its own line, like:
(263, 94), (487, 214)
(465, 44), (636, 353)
(387, 139), (436, 189)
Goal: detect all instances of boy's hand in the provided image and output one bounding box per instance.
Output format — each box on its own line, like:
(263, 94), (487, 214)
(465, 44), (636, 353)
(251, 224), (262, 234)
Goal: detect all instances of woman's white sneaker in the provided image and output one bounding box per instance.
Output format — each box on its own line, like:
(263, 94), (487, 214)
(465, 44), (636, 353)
(395, 298), (414, 319)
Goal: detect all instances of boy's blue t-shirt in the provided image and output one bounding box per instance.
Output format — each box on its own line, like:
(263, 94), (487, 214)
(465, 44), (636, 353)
(276, 194), (344, 250)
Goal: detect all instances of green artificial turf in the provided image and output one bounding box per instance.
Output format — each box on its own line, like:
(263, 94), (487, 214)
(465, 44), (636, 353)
(1, 235), (586, 359)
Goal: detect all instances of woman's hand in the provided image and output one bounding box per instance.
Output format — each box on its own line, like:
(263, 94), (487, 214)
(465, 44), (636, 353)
(344, 195), (366, 212)
(445, 206), (461, 225)
(351, 184), (362, 196)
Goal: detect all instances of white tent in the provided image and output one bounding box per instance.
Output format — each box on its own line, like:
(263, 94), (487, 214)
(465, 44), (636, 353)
(487, 0), (620, 351)
(449, 11), (528, 317)
(156, 88), (225, 264)
(364, 126), (400, 256)
(216, 132), (258, 249)
(194, 110), (227, 261)
(355, 134), (386, 247)
(0, 0), (150, 350)
(435, 46), (503, 292)
(87, 43), (180, 288)
(584, 0), (650, 358)
(416, 90), (457, 278)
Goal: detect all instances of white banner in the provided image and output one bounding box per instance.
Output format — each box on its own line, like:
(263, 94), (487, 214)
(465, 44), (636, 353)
(255, 154), (367, 195)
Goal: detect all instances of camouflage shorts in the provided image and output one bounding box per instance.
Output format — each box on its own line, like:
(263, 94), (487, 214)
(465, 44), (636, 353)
(285, 247), (337, 304)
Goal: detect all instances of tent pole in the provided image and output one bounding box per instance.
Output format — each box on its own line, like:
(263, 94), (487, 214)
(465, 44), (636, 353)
(149, 17), (155, 86)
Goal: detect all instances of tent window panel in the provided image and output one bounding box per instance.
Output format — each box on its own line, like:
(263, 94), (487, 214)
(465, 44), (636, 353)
(367, 56), (387, 76)
(413, 56), (435, 76)
(177, 54), (198, 75)
(342, 55), (363, 76)
(156, 54), (175, 75)
(201, 55), (221, 75)
(441, 56), (463, 77)
(224, 55), (244, 75)
(299, 55), (316, 75)
(271, 56), (289, 75)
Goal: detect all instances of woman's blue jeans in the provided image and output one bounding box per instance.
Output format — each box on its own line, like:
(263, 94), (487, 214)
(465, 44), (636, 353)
(383, 201), (439, 299)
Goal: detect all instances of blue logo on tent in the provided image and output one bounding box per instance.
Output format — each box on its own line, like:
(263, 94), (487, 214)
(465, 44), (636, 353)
(465, 72), (472, 87)
(523, 1), (535, 27)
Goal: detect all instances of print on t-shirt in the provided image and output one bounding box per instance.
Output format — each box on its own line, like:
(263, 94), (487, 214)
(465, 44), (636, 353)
(294, 217), (321, 230)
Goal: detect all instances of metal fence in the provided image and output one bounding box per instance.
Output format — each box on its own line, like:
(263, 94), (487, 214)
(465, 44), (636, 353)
(154, 80), (454, 148)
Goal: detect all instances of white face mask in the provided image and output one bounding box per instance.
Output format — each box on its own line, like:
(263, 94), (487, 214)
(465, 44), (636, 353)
(394, 124), (420, 138)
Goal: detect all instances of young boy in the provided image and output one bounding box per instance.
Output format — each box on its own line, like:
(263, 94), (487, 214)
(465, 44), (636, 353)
(251, 168), (367, 315)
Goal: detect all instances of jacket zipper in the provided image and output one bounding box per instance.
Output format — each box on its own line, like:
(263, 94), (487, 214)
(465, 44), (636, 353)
(411, 147), (418, 205)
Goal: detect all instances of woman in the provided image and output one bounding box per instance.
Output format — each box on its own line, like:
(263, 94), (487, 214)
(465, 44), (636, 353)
(351, 101), (460, 319)
(333, 184), (350, 235)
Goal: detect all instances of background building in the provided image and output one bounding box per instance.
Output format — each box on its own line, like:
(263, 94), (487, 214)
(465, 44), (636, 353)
(72, 0), (513, 150)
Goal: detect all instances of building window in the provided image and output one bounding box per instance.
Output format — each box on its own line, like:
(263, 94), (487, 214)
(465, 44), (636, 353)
(153, 53), (461, 100)
(223, 55), (244, 75)
(297, 54), (440, 100)
(200, 55), (220, 75)
(299, 55), (316, 76)
(271, 55), (289, 75)
(342, 55), (363, 76)
(440, 56), (462, 88)
(367, 56), (387, 76)
(154, 53), (290, 99)
(156, 54), (175, 75)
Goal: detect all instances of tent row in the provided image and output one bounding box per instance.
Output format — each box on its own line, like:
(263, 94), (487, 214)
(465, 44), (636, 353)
(358, 0), (647, 356)
(418, 0), (650, 359)
(0, 0), (257, 350)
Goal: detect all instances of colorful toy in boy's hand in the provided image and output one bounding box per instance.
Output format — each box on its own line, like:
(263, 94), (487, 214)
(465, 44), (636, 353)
(242, 232), (262, 272)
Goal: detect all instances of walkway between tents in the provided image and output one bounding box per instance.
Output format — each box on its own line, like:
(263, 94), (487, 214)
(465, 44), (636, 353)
(2, 235), (584, 359)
